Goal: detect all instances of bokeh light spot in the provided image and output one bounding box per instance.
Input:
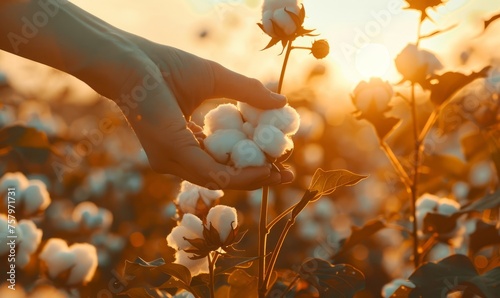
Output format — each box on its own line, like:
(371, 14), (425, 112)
(129, 232), (145, 248)
(355, 43), (391, 79)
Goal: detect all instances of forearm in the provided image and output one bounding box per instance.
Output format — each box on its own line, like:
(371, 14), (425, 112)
(0, 0), (148, 100)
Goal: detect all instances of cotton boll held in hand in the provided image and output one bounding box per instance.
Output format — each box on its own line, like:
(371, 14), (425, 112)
(258, 105), (300, 135)
(237, 102), (263, 126)
(204, 129), (247, 163)
(203, 103), (243, 135)
(231, 139), (266, 168)
(254, 124), (293, 158)
(242, 122), (255, 138)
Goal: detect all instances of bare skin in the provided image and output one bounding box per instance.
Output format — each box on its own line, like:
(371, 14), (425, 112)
(0, 0), (293, 189)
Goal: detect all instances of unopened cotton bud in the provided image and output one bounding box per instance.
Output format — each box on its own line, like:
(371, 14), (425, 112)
(203, 104), (243, 135)
(206, 205), (238, 243)
(166, 214), (204, 251)
(437, 198), (460, 215)
(258, 105), (300, 135)
(237, 102), (263, 126)
(204, 129), (247, 163)
(311, 40), (330, 59)
(253, 124), (293, 158)
(231, 139), (267, 168)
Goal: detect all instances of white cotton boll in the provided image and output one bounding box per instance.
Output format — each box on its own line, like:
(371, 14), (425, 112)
(204, 129), (247, 163)
(39, 238), (76, 279)
(262, 0), (299, 13)
(254, 124), (293, 158)
(206, 205), (238, 243)
(437, 198), (460, 216)
(87, 169), (108, 197)
(174, 291), (196, 298)
(175, 250), (208, 276)
(203, 104), (243, 135)
(381, 279), (416, 298)
(177, 188), (200, 214)
(0, 172), (29, 194)
(258, 105), (300, 135)
(17, 220), (43, 268)
(261, 10), (276, 38)
(72, 202), (113, 230)
(272, 8), (297, 36)
(198, 188), (224, 206)
(22, 180), (51, 215)
(469, 161), (492, 187)
(167, 214), (204, 251)
(237, 102), (263, 126)
(242, 122), (255, 138)
(66, 243), (98, 285)
(231, 139), (267, 168)
(416, 193), (439, 212)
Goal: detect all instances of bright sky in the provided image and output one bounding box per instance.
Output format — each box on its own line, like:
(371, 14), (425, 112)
(2, 0), (500, 103)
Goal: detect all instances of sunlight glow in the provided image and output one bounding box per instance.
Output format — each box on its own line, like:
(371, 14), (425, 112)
(355, 43), (391, 79)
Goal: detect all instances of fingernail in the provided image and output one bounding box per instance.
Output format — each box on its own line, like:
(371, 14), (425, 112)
(271, 92), (286, 102)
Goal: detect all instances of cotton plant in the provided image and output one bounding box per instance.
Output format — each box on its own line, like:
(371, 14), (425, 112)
(0, 172), (51, 218)
(72, 201), (113, 231)
(39, 238), (98, 286)
(166, 205), (242, 279)
(0, 214), (43, 268)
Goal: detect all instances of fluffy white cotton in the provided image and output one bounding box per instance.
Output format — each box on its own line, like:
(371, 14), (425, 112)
(175, 250), (209, 276)
(67, 243), (98, 285)
(167, 214), (204, 251)
(21, 180), (51, 215)
(261, 0), (301, 37)
(40, 238), (98, 285)
(0, 172), (29, 194)
(72, 202), (113, 230)
(242, 122), (255, 138)
(254, 124), (293, 158)
(206, 205), (238, 243)
(174, 290), (196, 298)
(395, 44), (442, 80)
(416, 193), (440, 212)
(203, 104), (243, 135)
(382, 279), (416, 298)
(237, 102), (263, 126)
(176, 181), (224, 215)
(258, 105), (300, 135)
(353, 78), (393, 113)
(231, 139), (267, 168)
(437, 198), (460, 215)
(204, 129), (247, 163)
(17, 220), (43, 268)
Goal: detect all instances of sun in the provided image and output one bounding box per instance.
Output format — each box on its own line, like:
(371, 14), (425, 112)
(355, 43), (392, 79)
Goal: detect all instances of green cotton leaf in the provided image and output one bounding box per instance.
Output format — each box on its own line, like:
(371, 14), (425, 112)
(484, 13), (500, 31)
(308, 168), (368, 200)
(227, 269), (259, 298)
(394, 255), (500, 298)
(464, 267), (500, 298)
(298, 258), (365, 298)
(460, 188), (500, 214)
(332, 219), (387, 261)
(423, 66), (491, 106)
(469, 221), (500, 256)
(155, 263), (191, 285)
(214, 254), (259, 275)
(0, 125), (51, 163)
(121, 287), (155, 298)
(124, 257), (165, 278)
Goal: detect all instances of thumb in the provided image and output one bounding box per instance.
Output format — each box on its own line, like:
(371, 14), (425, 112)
(210, 62), (287, 109)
